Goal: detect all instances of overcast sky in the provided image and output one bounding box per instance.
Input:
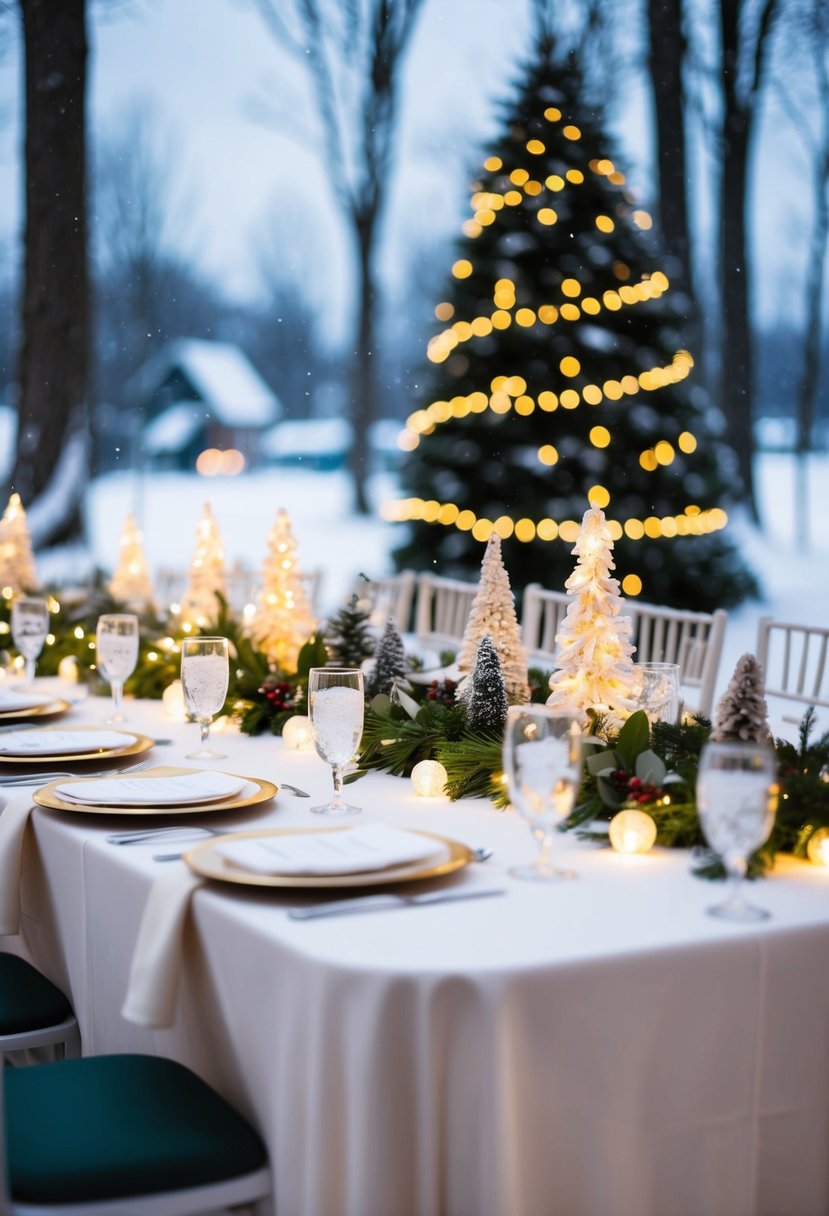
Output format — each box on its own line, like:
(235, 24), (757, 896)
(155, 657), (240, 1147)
(0, 0), (822, 336)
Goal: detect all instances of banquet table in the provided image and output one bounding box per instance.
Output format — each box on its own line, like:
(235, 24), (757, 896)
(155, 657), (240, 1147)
(7, 696), (829, 1216)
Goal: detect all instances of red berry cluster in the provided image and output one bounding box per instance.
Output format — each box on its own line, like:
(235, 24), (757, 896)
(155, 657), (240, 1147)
(257, 679), (296, 713)
(609, 770), (665, 806)
(426, 678), (457, 708)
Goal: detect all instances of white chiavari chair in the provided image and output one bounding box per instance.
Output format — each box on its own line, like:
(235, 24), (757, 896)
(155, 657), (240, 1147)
(756, 617), (829, 719)
(414, 573), (479, 654)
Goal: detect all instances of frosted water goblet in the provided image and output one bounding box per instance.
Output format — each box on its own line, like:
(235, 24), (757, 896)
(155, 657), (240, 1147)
(634, 662), (681, 725)
(180, 636), (229, 760)
(503, 705), (583, 881)
(11, 596), (50, 687)
(696, 740), (778, 922)
(96, 613), (139, 723)
(308, 667), (365, 816)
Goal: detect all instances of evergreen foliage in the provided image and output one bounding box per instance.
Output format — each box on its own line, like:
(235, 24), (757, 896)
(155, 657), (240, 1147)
(326, 594), (376, 667)
(392, 38), (758, 612)
(367, 618), (408, 697)
(467, 634), (509, 735)
(711, 653), (772, 744)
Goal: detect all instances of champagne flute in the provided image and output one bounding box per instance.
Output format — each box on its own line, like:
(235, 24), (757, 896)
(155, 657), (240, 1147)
(11, 596), (50, 686)
(696, 740), (778, 922)
(503, 705), (583, 881)
(180, 637), (229, 760)
(634, 662), (681, 725)
(96, 614), (139, 723)
(308, 667), (365, 816)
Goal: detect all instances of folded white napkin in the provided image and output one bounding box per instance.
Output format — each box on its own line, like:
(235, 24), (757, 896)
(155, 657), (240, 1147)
(0, 729), (135, 755)
(122, 867), (205, 1028)
(216, 822), (444, 877)
(0, 692), (54, 713)
(56, 770), (247, 807)
(0, 791), (38, 935)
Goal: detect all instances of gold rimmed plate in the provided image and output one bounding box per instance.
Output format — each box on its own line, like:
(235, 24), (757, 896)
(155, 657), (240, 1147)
(34, 765), (278, 816)
(0, 698), (72, 722)
(184, 826), (474, 890)
(0, 726), (154, 765)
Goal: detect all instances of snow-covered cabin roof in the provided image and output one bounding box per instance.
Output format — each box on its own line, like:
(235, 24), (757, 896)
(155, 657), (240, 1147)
(262, 418), (353, 459)
(134, 339), (282, 427)
(143, 402), (203, 454)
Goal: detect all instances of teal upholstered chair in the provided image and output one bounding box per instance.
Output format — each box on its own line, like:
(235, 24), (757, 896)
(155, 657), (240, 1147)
(0, 956), (79, 1060)
(0, 1053), (271, 1215)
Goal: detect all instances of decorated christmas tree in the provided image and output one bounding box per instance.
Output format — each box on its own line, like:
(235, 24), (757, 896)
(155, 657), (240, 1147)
(326, 595), (376, 668)
(0, 493), (38, 594)
(250, 509), (317, 672)
(389, 38), (757, 612)
(467, 634), (509, 735)
(367, 618), (408, 698)
(711, 654), (772, 744)
(179, 502), (227, 628)
(457, 533), (528, 702)
(547, 505), (637, 725)
(109, 513), (154, 611)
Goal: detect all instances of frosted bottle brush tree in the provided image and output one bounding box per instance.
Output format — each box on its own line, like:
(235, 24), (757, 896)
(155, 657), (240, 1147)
(467, 634), (509, 736)
(711, 654), (772, 745)
(457, 534), (528, 703)
(250, 509), (317, 673)
(547, 505), (638, 727)
(367, 619), (408, 698)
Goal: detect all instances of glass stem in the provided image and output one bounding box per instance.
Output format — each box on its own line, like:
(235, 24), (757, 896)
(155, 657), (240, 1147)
(535, 829), (553, 870)
(25, 658), (35, 685)
(200, 719), (210, 748)
(726, 856), (747, 906)
(111, 681), (124, 718)
(331, 764), (345, 806)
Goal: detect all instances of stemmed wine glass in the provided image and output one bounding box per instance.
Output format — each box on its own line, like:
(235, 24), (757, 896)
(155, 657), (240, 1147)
(503, 705), (583, 881)
(634, 662), (681, 725)
(696, 740), (779, 921)
(11, 596), (50, 687)
(96, 614), (139, 723)
(180, 637), (229, 760)
(308, 667), (365, 816)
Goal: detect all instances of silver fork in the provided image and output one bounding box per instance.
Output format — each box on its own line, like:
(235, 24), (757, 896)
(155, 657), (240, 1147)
(0, 758), (154, 787)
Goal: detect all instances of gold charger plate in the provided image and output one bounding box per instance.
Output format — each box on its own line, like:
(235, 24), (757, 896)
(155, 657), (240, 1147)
(184, 826), (473, 890)
(34, 765), (278, 816)
(0, 726), (153, 765)
(0, 698), (72, 722)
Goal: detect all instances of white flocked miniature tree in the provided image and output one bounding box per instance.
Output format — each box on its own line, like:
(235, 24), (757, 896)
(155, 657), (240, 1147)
(109, 513), (154, 611)
(457, 534), (528, 703)
(179, 502), (227, 628)
(711, 654), (772, 744)
(249, 508), (316, 672)
(0, 493), (38, 595)
(547, 506), (638, 726)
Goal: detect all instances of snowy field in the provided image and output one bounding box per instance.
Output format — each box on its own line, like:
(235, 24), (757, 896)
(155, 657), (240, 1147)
(60, 452), (829, 737)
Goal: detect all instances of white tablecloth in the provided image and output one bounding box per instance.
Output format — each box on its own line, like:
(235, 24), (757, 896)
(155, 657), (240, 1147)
(9, 699), (829, 1216)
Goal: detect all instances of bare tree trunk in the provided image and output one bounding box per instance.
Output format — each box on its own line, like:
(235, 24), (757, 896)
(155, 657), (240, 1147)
(794, 159), (829, 546)
(646, 0), (698, 327)
(348, 221), (377, 516)
(13, 0), (89, 546)
(719, 0), (763, 522)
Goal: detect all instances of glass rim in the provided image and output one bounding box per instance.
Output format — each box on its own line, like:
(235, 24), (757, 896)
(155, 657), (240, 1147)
(181, 635), (228, 645)
(12, 596), (49, 607)
(309, 666), (364, 675)
(634, 661), (681, 671)
(97, 613), (139, 623)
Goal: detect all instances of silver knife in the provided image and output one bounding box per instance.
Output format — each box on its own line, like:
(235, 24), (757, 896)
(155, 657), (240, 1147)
(288, 887), (505, 921)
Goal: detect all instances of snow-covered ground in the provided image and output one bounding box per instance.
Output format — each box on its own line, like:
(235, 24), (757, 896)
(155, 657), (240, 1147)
(49, 451), (829, 738)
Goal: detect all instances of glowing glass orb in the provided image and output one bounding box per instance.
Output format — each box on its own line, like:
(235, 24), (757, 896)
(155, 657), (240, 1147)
(609, 809), (657, 855)
(162, 679), (187, 720)
(282, 714), (314, 750)
(57, 655), (79, 684)
(807, 827), (829, 866)
(411, 759), (448, 798)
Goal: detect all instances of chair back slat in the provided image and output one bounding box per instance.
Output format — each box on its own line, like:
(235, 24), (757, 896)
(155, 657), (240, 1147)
(354, 571), (416, 632)
(520, 584), (570, 667)
(414, 574), (479, 653)
(757, 617), (829, 709)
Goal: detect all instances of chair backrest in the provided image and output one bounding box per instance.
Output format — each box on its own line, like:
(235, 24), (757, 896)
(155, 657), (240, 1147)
(521, 583), (570, 668)
(414, 572), (479, 654)
(630, 601), (727, 717)
(353, 571), (417, 632)
(756, 616), (829, 710)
